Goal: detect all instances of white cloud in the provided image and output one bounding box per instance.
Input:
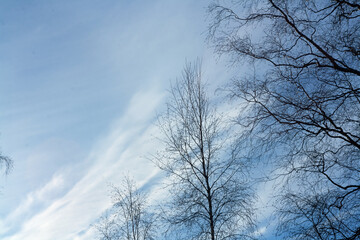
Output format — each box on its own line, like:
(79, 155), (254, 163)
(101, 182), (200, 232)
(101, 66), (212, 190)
(0, 174), (65, 235)
(2, 88), (164, 240)
(254, 226), (267, 237)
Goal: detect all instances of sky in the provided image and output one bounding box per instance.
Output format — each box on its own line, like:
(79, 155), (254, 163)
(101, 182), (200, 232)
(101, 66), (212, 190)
(0, 1), (276, 239)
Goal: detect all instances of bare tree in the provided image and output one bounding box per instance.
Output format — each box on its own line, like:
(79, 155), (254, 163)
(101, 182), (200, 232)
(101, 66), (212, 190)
(95, 177), (156, 240)
(209, 0), (360, 239)
(94, 213), (120, 240)
(155, 62), (256, 240)
(0, 152), (12, 175)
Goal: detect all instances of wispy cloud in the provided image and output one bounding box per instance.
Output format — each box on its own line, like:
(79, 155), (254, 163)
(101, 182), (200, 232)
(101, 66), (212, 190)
(0, 174), (65, 236)
(2, 88), (164, 240)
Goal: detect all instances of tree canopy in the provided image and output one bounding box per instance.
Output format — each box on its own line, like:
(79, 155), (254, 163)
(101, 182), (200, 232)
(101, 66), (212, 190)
(209, 0), (360, 239)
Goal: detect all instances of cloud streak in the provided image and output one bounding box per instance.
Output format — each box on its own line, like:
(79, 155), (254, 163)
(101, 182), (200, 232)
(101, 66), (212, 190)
(2, 88), (164, 240)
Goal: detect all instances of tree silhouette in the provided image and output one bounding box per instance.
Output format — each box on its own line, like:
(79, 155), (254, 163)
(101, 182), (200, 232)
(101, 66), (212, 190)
(155, 62), (256, 240)
(209, 1), (360, 239)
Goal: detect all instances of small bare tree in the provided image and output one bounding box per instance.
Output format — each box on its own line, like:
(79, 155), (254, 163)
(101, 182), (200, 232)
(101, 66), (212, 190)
(0, 152), (12, 175)
(155, 62), (256, 240)
(95, 177), (156, 240)
(94, 213), (120, 240)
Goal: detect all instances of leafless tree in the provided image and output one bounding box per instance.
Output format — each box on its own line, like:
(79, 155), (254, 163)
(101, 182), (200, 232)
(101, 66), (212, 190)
(94, 213), (120, 240)
(155, 62), (256, 240)
(95, 177), (156, 240)
(0, 152), (12, 175)
(209, 0), (360, 239)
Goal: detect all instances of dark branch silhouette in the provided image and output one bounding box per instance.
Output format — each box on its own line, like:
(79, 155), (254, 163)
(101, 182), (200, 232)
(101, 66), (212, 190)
(209, 0), (360, 239)
(154, 61), (256, 240)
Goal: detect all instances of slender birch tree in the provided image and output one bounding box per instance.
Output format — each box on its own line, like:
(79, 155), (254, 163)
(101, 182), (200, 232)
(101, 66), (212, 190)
(155, 62), (256, 240)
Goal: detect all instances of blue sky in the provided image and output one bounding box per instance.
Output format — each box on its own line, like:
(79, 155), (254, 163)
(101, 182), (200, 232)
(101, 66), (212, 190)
(0, 1), (277, 239)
